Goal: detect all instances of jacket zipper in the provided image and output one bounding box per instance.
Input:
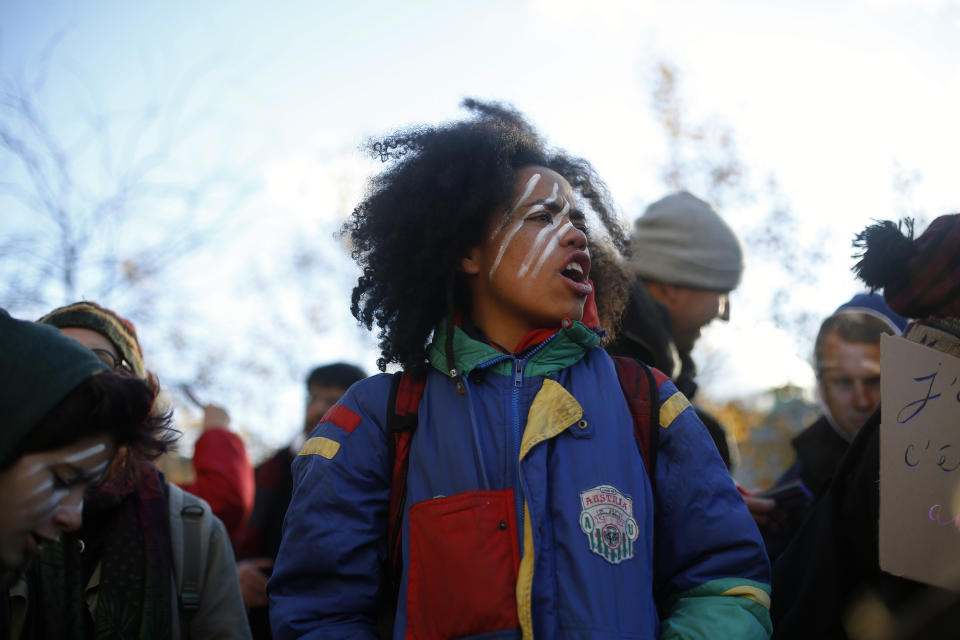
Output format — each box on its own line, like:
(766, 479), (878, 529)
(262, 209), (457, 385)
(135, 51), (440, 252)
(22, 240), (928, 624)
(510, 337), (555, 549)
(512, 357), (524, 539)
(474, 335), (558, 551)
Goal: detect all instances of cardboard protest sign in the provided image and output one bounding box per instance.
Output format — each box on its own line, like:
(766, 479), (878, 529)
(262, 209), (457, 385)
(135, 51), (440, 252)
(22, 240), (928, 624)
(880, 334), (960, 591)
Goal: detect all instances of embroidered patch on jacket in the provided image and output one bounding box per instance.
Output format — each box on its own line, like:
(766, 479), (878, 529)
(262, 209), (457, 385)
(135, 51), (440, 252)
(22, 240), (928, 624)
(579, 484), (639, 565)
(319, 404), (361, 434)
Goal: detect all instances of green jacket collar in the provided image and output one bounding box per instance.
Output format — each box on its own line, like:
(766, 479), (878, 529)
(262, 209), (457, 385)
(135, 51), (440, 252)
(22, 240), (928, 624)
(427, 319), (601, 379)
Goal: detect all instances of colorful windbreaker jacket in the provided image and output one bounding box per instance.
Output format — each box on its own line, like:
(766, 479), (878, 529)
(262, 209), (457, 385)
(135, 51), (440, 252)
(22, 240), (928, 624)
(269, 322), (772, 639)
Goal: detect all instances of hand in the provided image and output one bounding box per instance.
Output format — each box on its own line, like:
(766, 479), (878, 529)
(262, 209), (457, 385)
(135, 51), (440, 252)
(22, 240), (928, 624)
(237, 557), (273, 607)
(742, 495), (777, 527)
(202, 404), (230, 430)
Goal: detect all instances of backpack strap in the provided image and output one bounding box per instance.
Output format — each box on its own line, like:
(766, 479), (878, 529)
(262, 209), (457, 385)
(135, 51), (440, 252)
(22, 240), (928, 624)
(179, 504), (205, 633)
(385, 371), (425, 614)
(166, 482), (208, 640)
(611, 356), (665, 482)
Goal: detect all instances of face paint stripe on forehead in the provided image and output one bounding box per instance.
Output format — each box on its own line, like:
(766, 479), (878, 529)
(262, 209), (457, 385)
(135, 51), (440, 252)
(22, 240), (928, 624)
(491, 172), (542, 240)
(543, 181), (559, 206)
(24, 462), (47, 477)
(530, 220), (576, 278)
(60, 443), (107, 464)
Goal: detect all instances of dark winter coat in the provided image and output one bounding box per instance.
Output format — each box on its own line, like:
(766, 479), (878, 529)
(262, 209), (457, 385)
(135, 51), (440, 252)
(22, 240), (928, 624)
(606, 279), (733, 468)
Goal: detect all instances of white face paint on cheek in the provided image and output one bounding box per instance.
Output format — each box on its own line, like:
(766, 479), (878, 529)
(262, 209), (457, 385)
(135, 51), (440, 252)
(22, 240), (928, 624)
(517, 213), (558, 278)
(488, 173), (545, 279)
(24, 488), (70, 519)
(529, 221), (574, 278)
(87, 459), (109, 475)
(518, 194), (573, 279)
(26, 477), (54, 498)
(56, 499), (84, 521)
(488, 220), (524, 280)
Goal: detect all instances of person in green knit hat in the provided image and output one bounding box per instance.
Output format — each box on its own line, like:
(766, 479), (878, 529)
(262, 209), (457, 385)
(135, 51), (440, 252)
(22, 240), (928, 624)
(0, 308), (165, 577)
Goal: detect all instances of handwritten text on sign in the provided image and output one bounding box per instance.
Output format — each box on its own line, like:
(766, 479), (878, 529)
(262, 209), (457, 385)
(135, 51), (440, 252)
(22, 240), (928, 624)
(880, 334), (960, 591)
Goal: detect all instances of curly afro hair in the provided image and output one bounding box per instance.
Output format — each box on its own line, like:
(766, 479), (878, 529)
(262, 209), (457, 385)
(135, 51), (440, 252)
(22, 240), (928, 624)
(346, 99), (630, 374)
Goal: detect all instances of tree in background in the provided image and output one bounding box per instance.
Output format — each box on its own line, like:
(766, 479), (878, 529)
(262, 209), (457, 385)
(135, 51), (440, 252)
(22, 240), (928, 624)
(0, 38), (272, 455)
(649, 62), (830, 484)
(0, 38), (381, 464)
(0, 37), (250, 316)
(649, 61), (829, 374)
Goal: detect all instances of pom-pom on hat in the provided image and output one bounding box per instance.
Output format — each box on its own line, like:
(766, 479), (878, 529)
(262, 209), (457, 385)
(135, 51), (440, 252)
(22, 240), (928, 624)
(38, 301), (147, 379)
(853, 214), (960, 320)
(629, 191), (744, 292)
(0, 308), (109, 468)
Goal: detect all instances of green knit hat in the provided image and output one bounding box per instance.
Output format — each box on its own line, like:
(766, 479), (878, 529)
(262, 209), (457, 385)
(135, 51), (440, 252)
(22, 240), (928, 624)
(0, 308), (110, 469)
(38, 301), (147, 379)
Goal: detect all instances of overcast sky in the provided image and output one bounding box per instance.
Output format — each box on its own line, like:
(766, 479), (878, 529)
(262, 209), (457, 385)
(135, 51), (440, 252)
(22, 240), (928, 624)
(3, 0), (959, 452)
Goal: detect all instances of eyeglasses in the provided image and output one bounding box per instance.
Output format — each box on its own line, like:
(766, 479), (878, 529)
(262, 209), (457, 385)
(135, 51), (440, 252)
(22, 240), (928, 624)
(91, 348), (133, 372)
(717, 293), (730, 321)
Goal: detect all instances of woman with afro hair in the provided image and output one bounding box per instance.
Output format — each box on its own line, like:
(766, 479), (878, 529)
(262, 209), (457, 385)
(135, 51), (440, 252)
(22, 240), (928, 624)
(269, 100), (772, 639)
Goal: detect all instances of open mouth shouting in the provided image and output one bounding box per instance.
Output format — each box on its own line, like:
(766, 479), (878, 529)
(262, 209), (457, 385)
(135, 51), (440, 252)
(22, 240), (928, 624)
(561, 252), (593, 295)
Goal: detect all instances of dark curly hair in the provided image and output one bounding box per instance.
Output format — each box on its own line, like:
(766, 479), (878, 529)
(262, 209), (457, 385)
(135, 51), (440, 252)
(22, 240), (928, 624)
(16, 370), (177, 488)
(346, 99), (630, 374)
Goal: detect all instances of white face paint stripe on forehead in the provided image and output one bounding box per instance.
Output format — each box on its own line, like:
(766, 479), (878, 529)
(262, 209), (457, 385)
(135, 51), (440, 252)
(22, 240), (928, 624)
(24, 462), (47, 478)
(490, 172), (542, 240)
(60, 443), (107, 465)
(542, 181), (559, 206)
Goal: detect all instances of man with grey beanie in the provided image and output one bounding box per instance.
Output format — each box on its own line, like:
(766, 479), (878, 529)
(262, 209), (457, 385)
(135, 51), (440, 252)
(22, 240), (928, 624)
(606, 191), (743, 467)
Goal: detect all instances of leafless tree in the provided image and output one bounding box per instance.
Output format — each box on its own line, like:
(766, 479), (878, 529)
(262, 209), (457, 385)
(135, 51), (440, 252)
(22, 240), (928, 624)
(0, 39), (251, 319)
(649, 62), (829, 363)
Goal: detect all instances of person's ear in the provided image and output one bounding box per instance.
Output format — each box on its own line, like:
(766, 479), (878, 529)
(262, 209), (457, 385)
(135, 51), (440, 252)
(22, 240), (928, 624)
(645, 281), (679, 305)
(646, 281), (688, 316)
(460, 247), (481, 276)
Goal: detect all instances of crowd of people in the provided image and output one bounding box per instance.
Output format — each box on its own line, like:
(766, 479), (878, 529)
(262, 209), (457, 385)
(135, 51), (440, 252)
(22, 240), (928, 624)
(3, 99), (959, 639)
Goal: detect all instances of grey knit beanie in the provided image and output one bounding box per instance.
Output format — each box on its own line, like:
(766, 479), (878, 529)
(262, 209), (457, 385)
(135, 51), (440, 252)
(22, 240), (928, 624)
(629, 192), (744, 291)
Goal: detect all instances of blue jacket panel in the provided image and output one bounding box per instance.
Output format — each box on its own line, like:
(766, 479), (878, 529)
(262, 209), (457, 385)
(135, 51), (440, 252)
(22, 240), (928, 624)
(269, 330), (771, 639)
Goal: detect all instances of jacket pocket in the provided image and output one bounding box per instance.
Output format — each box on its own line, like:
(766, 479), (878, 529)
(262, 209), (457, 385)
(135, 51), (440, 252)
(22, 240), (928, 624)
(406, 489), (521, 639)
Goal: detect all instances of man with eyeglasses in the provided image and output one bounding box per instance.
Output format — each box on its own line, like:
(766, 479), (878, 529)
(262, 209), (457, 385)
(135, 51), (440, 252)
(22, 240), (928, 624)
(762, 293), (906, 560)
(606, 191), (741, 468)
